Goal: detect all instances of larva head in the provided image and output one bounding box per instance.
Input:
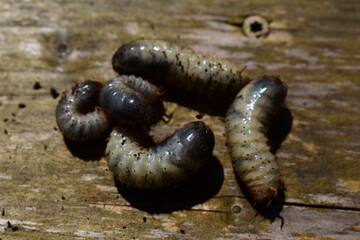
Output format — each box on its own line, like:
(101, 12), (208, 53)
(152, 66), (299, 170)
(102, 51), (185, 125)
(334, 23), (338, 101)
(170, 121), (215, 171)
(72, 81), (103, 113)
(249, 179), (283, 206)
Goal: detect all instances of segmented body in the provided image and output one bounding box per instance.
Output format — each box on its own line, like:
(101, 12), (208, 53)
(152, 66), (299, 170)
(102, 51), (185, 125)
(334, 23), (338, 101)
(100, 75), (161, 125)
(112, 40), (249, 98)
(106, 121), (215, 189)
(56, 81), (110, 142)
(225, 76), (287, 204)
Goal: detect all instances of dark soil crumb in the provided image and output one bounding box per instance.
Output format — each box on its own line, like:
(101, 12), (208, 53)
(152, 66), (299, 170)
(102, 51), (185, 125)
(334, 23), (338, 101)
(57, 43), (68, 53)
(18, 103), (26, 109)
(33, 82), (42, 90)
(51, 88), (59, 99)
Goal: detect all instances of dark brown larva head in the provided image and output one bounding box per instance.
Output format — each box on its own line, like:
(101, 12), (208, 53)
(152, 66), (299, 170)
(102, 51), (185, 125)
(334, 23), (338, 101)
(249, 180), (283, 206)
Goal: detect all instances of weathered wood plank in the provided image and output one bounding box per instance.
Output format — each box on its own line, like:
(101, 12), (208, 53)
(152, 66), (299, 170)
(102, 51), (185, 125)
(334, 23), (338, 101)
(1, 0), (359, 239)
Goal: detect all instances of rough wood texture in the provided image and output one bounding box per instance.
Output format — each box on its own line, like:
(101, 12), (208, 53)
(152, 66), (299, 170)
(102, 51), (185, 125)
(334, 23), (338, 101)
(1, 0), (359, 239)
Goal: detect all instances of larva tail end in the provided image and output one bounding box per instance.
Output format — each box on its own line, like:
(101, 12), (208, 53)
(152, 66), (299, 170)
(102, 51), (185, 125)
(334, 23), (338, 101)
(72, 81), (104, 114)
(188, 121), (215, 160)
(257, 76), (287, 102)
(112, 41), (141, 74)
(170, 121), (215, 170)
(56, 81), (110, 142)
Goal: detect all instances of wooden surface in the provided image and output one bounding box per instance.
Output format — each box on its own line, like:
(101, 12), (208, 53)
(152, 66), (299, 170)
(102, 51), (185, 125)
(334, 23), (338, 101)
(1, 0), (359, 239)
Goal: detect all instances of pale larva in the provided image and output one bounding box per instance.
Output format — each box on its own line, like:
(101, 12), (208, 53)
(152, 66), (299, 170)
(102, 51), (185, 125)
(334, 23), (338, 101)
(56, 81), (110, 142)
(225, 76), (287, 205)
(112, 40), (249, 99)
(100, 75), (162, 126)
(106, 121), (215, 189)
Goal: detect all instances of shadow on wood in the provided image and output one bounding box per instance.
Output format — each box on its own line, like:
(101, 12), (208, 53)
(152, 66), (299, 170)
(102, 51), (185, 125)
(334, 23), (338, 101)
(268, 105), (293, 154)
(115, 156), (224, 213)
(63, 130), (110, 161)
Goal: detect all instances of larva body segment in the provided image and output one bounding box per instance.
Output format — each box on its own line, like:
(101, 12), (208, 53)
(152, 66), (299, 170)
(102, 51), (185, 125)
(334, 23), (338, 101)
(106, 121), (215, 189)
(112, 40), (249, 98)
(100, 75), (160, 125)
(225, 76), (287, 204)
(56, 81), (110, 142)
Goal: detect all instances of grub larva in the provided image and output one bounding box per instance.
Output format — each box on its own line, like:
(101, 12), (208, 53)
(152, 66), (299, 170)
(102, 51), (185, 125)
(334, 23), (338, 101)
(56, 81), (110, 142)
(112, 40), (249, 98)
(225, 76), (287, 204)
(100, 75), (161, 126)
(106, 121), (215, 189)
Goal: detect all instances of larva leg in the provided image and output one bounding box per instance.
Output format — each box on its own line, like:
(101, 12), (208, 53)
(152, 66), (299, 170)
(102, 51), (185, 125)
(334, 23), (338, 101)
(225, 76), (287, 205)
(106, 121), (215, 189)
(56, 81), (110, 142)
(99, 75), (163, 126)
(112, 40), (249, 99)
